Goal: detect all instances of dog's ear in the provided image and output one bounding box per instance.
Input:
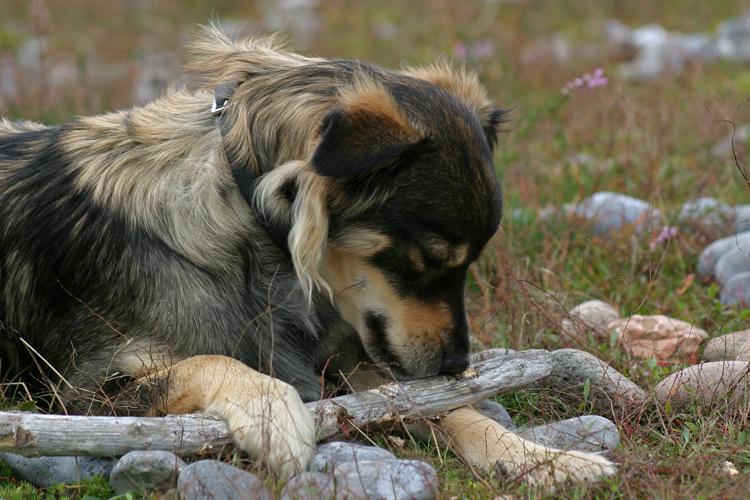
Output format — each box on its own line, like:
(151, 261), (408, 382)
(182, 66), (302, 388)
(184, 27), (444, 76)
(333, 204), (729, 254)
(312, 84), (425, 179)
(399, 64), (509, 153)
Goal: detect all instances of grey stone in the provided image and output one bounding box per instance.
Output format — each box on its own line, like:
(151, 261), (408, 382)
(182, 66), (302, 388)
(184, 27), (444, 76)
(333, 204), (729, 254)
(537, 205), (560, 222)
(313, 442), (398, 473)
(177, 459), (271, 500)
(515, 415), (619, 456)
(720, 272), (750, 307)
(702, 330), (750, 361)
(470, 347), (515, 363)
(571, 192), (660, 236)
(333, 460), (438, 500)
(474, 399), (516, 430)
(716, 12), (750, 61)
(734, 205), (750, 233)
(677, 197), (734, 231)
(560, 300), (620, 344)
(613, 23), (715, 81)
(109, 450), (186, 494)
(545, 349), (648, 419)
(697, 231), (750, 280)
(281, 472), (336, 500)
(715, 249), (750, 286)
(570, 300), (620, 329)
(0, 454), (115, 488)
(655, 361), (750, 408)
(511, 208), (535, 225)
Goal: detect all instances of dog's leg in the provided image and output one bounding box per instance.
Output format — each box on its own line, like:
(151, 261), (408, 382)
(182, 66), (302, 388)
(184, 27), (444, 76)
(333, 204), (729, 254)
(139, 355), (315, 479)
(436, 405), (616, 487)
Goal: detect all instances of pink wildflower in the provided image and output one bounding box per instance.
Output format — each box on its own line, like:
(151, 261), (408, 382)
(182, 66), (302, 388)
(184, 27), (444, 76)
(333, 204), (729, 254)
(561, 68), (608, 95)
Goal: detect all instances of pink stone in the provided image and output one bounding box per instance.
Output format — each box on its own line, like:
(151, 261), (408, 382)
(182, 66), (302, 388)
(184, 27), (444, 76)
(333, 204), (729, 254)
(607, 315), (708, 360)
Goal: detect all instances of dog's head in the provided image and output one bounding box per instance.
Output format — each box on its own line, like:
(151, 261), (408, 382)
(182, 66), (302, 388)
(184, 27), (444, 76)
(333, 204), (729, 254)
(254, 65), (505, 379)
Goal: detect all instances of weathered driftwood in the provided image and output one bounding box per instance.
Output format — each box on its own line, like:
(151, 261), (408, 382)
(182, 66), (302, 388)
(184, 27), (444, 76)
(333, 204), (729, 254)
(310, 349), (551, 439)
(0, 349), (550, 457)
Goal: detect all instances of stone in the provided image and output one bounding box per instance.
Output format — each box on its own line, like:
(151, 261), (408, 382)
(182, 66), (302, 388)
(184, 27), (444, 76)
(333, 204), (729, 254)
(280, 472), (336, 500)
(721, 272), (750, 307)
(515, 415), (619, 456)
(474, 399), (516, 430)
(177, 459), (271, 500)
(715, 249), (750, 287)
(332, 460), (438, 500)
(737, 337), (750, 361)
(109, 450), (186, 494)
(511, 208), (536, 225)
(733, 204), (750, 233)
(571, 192), (661, 236)
(313, 442), (398, 473)
(0, 454), (115, 488)
(716, 12), (750, 61)
(702, 330), (750, 361)
(719, 272), (750, 308)
(546, 349), (648, 419)
(677, 197), (734, 232)
(696, 231), (750, 281)
(560, 300), (620, 344)
(607, 315), (708, 360)
(655, 361), (750, 408)
(470, 347), (515, 363)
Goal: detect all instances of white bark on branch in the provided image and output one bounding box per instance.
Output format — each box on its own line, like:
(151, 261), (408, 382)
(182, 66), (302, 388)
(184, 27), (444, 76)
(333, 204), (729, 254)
(0, 349), (550, 457)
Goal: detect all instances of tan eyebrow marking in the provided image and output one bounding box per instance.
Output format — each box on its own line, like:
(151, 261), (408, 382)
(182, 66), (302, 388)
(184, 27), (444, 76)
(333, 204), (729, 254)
(409, 247), (425, 271)
(422, 238), (470, 268)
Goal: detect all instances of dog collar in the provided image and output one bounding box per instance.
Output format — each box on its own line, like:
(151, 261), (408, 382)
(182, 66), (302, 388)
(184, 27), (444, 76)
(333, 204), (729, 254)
(212, 83), (292, 256)
(211, 83), (237, 115)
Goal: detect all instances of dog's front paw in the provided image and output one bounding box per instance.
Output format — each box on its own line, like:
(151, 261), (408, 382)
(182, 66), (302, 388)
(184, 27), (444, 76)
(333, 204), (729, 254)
(159, 355), (315, 479)
(207, 371), (316, 479)
(508, 448), (616, 487)
(442, 406), (615, 489)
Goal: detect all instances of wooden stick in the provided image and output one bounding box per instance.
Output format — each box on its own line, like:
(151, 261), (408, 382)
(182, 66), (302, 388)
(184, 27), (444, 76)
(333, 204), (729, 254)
(0, 350), (551, 457)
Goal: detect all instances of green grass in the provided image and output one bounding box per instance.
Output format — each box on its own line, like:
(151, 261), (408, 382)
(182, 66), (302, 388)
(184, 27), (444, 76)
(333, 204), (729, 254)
(2, 0), (750, 498)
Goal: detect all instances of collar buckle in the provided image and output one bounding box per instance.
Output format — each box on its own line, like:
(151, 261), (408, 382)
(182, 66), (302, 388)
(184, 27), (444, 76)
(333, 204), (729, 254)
(211, 82), (238, 115)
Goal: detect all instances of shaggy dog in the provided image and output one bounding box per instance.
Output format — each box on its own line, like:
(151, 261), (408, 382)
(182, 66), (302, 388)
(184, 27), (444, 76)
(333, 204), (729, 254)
(0, 27), (614, 485)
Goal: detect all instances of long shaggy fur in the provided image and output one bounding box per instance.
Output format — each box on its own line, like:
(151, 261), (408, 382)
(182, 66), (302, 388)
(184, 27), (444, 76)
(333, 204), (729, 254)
(0, 27), (614, 483)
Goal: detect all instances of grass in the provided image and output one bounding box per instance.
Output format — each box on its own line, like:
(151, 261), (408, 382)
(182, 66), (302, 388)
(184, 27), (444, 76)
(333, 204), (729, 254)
(2, 0), (750, 498)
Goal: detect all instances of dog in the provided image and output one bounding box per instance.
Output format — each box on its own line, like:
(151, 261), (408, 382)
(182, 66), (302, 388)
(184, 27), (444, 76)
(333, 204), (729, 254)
(0, 27), (614, 485)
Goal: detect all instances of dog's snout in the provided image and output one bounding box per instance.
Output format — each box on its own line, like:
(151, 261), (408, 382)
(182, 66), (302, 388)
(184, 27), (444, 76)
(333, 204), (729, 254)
(439, 351), (470, 375)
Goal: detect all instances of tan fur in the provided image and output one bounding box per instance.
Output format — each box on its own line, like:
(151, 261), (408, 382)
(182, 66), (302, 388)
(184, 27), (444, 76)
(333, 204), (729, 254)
(62, 96), (253, 276)
(423, 240), (470, 268)
(338, 75), (425, 141)
(437, 406), (616, 487)
(320, 235), (456, 376)
(140, 355), (315, 480)
(401, 63), (498, 128)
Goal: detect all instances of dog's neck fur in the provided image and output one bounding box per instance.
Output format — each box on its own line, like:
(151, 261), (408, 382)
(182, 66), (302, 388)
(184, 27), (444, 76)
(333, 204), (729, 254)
(212, 83), (292, 254)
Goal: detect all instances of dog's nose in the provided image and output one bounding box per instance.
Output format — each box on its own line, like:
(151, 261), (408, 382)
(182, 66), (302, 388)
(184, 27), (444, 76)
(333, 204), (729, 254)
(440, 352), (470, 375)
